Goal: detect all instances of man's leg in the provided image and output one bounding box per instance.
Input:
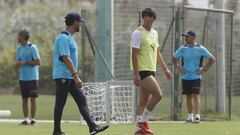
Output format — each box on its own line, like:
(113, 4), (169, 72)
(136, 84), (150, 120)
(186, 95), (194, 122)
(70, 86), (95, 127)
(69, 81), (108, 135)
(30, 97), (36, 125)
(22, 97), (30, 124)
(182, 79), (194, 123)
(193, 94), (201, 123)
(141, 76), (162, 112)
(135, 85), (150, 134)
(19, 81), (30, 125)
(192, 79), (201, 123)
(193, 94), (200, 114)
(136, 76), (161, 134)
(29, 80), (39, 124)
(53, 79), (69, 133)
(22, 98), (29, 118)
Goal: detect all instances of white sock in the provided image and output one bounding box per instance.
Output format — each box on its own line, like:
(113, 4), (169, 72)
(136, 115), (142, 122)
(187, 113), (193, 120)
(142, 108), (150, 122)
(31, 118), (36, 121)
(24, 117), (30, 122)
(195, 114), (200, 119)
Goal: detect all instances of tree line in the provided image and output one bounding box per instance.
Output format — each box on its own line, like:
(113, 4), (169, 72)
(0, 0), (96, 94)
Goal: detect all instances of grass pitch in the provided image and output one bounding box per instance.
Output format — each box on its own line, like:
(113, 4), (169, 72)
(1, 95), (240, 135)
(0, 121), (239, 135)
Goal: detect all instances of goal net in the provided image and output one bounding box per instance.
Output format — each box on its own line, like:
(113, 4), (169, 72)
(81, 81), (136, 124)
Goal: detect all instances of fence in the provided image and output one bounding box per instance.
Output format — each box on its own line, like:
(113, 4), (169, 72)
(112, 0), (240, 121)
(0, 0), (240, 122)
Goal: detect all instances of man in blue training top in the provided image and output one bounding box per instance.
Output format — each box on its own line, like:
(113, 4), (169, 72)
(172, 30), (216, 124)
(16, 29), (40, 125)
(52, 12), (108, 135)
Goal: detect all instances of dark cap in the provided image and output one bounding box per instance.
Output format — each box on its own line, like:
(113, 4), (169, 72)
(182, 30), (196, 37)
(65, 12), (85, 23)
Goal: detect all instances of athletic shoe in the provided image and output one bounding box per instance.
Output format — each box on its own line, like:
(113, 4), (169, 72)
(137, 122), (154, 134)
(19, 120), (29, 125)
(194, 118), (200, 124)
(135, 128), (147, 135)
(185, 119), (193, 124)
(52, 131), (67, 135)
(90, 125), (109, 135)
(30, 120), (36, 125)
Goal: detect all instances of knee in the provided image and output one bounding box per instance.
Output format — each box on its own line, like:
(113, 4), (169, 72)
(77, 90), (87, 103)
(153, 93), (162, 102)
(22, 98), (28, 104)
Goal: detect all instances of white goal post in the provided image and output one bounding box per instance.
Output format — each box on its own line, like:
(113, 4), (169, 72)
(0, 110), (11, 117)
(81, 81), (137, 124)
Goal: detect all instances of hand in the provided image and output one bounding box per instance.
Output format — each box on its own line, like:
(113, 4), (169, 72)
(16, 60), (25, 66)
(164, 69), (173, 80)
(74, 75), (83, 88)
(133, 72), (141, 86)
(197, 69), (205, 75)
(176, 66), (185, 73)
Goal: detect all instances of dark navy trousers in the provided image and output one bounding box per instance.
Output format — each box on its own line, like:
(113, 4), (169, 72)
(53, 79), (95, 132)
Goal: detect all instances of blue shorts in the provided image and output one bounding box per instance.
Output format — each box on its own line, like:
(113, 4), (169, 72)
(19, 80), (39, 98)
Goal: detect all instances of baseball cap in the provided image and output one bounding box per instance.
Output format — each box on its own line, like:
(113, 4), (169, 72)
(182, 30), (196, 37)
(65, 12), (85, 23)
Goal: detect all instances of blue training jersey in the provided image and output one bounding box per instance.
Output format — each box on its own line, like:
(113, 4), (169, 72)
(173, 43), (213, 80)
(16, 43), (40, 81)
(52, 31), (78, 79)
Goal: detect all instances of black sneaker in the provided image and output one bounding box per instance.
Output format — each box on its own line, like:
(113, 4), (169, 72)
(19, 120), (29, 125)
(52, 131), (67, 135)
(185, 119), (193, 124)
(30, 120), (36, 125)
(90, 125), (109, 135)
(194, 118), (200, 124)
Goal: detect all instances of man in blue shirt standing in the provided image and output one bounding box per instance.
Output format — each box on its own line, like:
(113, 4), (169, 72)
(16, 29), (40, 125)
(172, 30), (216, 123)
(52, 12), (108, 135)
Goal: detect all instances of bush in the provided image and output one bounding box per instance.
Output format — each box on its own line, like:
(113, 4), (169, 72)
(0, 1), (96, 94)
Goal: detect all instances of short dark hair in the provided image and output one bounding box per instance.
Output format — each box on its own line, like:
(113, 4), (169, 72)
(18, 29), (30, 40)
(142, 8), (156, 20)
(65, 12), (85, 26)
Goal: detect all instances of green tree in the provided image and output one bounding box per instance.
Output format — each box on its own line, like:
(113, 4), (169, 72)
(0, 1), (96, 93)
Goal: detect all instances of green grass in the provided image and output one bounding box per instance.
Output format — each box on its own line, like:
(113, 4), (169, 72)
(1, 95), (240, 120)
(1, 95), (240, 135)
(0, 122), (240, 135)
(0, 95), (80, 120)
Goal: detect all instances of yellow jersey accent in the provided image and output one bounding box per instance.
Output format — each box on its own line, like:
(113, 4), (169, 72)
(130, 26), (159, 71)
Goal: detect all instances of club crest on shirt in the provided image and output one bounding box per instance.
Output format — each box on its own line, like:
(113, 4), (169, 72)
(193, 51), (201, 57)
(25, 50), (31, 55)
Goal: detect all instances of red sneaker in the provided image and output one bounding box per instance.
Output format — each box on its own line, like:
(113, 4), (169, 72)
(137, 122), (154, 134)
(135, 128), (146, 135)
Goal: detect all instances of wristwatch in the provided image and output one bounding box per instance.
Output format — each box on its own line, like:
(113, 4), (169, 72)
(203, 67), (208, 71)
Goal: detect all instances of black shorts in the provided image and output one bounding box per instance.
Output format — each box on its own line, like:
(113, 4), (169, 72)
(182, 79), (201, 95)
(19, 80), (39, 98)
(139, 71), (155, 80)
